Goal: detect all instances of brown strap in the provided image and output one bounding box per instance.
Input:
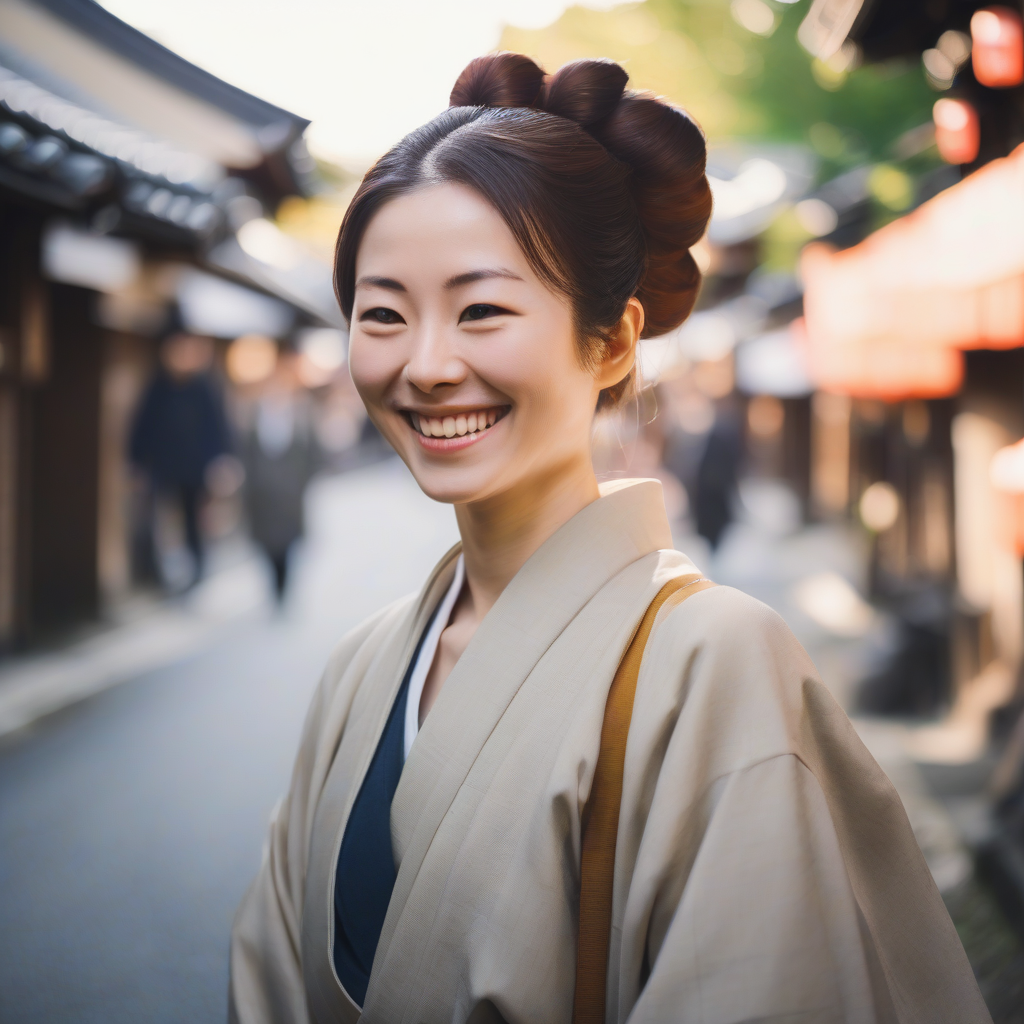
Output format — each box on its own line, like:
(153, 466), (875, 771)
(572, 573), (716, 1024)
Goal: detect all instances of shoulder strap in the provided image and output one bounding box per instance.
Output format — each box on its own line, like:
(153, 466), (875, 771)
(572, 573), (717, 1024)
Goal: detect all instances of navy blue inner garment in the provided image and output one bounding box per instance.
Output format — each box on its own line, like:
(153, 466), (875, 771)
(332, 622), (433, 1007)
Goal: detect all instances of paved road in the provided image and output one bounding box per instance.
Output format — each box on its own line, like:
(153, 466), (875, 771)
(0, 460), (457, 1024)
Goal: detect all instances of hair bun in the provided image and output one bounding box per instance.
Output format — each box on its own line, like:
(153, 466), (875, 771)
(540, 59), (628, 128)
(600, 95), (709, 245)
(450, 52), (544, 109)
(595, 94), (712, 334)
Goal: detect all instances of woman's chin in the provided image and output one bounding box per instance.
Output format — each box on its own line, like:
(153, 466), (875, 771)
(392, 432), (512, 506)
(399, 448), (513, 505)
(406, 469), (497, 507)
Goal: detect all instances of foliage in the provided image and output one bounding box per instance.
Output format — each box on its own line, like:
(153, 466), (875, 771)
(276, 192), (354, 264)
(500, 0), (942, 183)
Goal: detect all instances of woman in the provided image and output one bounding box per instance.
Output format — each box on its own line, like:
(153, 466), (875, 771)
(231, 54), (988, 1024)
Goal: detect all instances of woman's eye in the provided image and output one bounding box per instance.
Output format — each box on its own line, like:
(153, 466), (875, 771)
(459, 303), (504, 323)
(361, 307), (405, 325)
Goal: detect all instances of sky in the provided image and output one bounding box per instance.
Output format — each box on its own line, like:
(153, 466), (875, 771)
(98, 0), (623, 167)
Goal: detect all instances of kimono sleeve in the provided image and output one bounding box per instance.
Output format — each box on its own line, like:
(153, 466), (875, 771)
(620, 589), (990, 1024)
(229, 612), (390, 1024)
(629, 753), (891, 1023)
(230, 792), (309, 1024)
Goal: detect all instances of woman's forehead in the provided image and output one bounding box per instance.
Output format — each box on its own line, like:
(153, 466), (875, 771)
(357, 183), (529, 279)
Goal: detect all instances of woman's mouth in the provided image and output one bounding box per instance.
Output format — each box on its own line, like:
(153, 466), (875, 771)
(404, 405), (509, 450)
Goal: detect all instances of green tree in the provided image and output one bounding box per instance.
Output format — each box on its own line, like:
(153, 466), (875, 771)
(501, 0), (940, 181)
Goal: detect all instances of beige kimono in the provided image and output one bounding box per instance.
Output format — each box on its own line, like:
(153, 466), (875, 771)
(230, 479), (989, 1024)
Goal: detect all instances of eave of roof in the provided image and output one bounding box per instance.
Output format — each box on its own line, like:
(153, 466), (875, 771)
(31, 0), (309, 135)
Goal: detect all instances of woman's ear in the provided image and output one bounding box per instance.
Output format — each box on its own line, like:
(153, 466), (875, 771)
(595, 297), (644, 391)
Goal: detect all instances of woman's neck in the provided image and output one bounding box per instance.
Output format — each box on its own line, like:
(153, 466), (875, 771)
(453, 453), (600, 625)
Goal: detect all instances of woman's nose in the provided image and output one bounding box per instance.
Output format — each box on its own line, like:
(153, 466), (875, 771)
(404, 325), (466, 393)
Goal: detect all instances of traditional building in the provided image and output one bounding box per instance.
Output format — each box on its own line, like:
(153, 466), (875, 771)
(0, 0), (338, 647)
(799, 0), (1024, 931)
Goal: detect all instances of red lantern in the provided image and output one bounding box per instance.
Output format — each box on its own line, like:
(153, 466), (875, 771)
(971, 7), (1024, 88)
(933, 98), (980, 165)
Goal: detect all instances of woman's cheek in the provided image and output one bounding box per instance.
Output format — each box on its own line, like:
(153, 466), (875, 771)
(348, 334), (396, 405)
(473, 327), (556, 399)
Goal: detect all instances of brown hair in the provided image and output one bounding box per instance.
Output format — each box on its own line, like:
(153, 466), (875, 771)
(335, 52), (712, 408)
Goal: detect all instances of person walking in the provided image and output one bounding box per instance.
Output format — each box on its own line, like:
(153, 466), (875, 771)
(240, 345), (321, 603)
(129, 309), (230, 591)
(693, 399), (744, 551)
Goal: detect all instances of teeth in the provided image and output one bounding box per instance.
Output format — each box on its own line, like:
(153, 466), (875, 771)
(412, 408), (502, 437)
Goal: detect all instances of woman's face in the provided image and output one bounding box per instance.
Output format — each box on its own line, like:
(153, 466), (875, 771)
(349, 182), (630, 506)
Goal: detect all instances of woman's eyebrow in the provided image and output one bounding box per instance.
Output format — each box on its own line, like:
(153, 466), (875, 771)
(355, 275), (406, 292)
(444, 269), (523, 289)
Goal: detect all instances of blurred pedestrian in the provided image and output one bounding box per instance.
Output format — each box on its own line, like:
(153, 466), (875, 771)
(693, 400), (744, 550)
(240, 346), (321, 603)
(129, 308), (230, 591)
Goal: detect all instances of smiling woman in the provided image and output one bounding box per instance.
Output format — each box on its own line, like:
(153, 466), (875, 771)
(229, 53), (990, 1024)
(348, 180), (633, 511)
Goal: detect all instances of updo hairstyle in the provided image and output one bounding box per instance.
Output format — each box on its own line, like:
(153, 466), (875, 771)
(335, 52), (712, 408)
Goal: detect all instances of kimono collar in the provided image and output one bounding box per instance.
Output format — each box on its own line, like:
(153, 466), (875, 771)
(425, 475), (674, 627)
(387, 476), (675, 728)
(467, 476), (676, 644)
(400, 474), (674, 792)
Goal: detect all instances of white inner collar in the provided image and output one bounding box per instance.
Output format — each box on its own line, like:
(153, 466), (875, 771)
(404, 554), (465, 760)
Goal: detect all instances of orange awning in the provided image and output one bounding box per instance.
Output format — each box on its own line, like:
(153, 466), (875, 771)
(801, 142), (1024, 398)
(792, 318), (964, 401)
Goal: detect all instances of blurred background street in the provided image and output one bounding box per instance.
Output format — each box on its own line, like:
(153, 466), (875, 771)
(0, 460), (459, 1022)
(3, 0), (1024, 1019)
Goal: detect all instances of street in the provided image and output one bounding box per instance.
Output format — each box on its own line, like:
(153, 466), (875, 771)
(0, 460), (458, 1024)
